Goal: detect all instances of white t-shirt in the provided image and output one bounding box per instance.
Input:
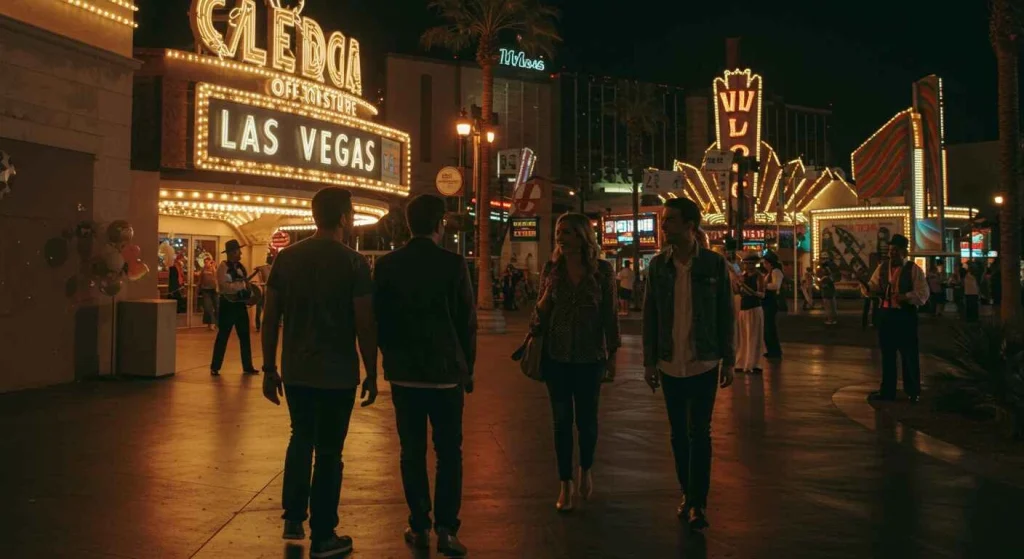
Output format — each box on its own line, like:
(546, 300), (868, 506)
(617, 267), (636, 290)
(657, 256), (721, 379)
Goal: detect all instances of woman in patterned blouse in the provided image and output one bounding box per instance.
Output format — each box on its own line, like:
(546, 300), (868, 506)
(532, 213), (621, 512)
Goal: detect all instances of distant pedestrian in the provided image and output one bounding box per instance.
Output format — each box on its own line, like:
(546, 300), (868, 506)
(927, 264), (944, 317)
(642, 197), (734, 531)
(964, 265), (980, 322)
(762, 254), (784, 358)
(617, 260), (635, 315)
(198, 256), (218, 331)
(259, 187), (380, 558)
(818, 264), (838, 325)
(249, 252), (274, 332)
(374, 194), (477, 556)
(532, 213), (620, 512)
(801, 267), (815, 310)
(868, 234), (928, 404)
(735, 251), (765, 374)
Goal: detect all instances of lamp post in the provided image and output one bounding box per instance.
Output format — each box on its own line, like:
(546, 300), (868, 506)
(456, 110), (472, 256)
(454, 108), (497, 303)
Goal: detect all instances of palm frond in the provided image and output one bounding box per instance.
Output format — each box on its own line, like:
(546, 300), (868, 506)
(424, 0), (561, 62)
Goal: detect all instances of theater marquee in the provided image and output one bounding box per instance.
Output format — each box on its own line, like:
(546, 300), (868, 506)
(195, 83), (410, 196)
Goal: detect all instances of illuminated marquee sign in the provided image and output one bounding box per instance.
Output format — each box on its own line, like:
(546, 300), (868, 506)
(510, 217), (539, 241)
(499, 48), (545, 71)
(195, 83), (409, 195)
(713, 69), (762, 162)
(602, 214), (658, 249)
(189, 0), (363, 110)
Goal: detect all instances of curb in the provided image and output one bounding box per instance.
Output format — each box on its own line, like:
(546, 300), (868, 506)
(832, 383), (1024, 489)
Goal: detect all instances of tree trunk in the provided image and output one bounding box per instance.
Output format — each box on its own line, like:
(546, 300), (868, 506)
(996, 38), (1020, 323)
(477, 61), (494, 309)
(631, 167), (641, 271)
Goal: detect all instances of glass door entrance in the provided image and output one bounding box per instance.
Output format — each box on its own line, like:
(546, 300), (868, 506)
(158, 234), (221, 329)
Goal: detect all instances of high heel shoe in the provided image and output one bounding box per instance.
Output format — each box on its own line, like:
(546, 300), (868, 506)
(578, 468), (593, 500)
(555, 480), (575, 512)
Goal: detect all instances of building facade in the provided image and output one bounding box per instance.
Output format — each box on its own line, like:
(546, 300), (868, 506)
(1, 0), (143, 392)
(383, 53), (556, 194)
(133, 0), (412, 329)
(554, 73), (688, 194)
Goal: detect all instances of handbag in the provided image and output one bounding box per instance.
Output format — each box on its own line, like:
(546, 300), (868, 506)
(511, 333), (544, 381)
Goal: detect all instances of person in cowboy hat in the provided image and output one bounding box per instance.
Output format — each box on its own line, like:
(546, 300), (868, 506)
(868, 233), (929, 403)
(210, 239), (259, 376)
(735, 250), (766, 374)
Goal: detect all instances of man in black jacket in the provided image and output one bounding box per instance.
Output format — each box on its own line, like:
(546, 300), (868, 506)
(373, 194), (477, 557)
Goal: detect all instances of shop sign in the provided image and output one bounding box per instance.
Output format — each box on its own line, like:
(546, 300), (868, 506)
(713, 69), (762, 162)
(818, 217), (905, 285)
(195, 83), (409, 194)
(190, 0), (364, 112)
(510, 217), (539, 242)
(435, 166), (464, 197)
(499, 48), (545, 71)
(602, 214), (658, 249)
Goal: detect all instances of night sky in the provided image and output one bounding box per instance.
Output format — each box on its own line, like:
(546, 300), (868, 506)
(137, 0), (1000, 171)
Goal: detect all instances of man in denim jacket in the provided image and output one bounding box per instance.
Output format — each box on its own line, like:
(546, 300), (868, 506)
(642, 197), (735, 531)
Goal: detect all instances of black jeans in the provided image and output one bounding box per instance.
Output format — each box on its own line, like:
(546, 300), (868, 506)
(877, 309), (921, 397)
(391, 385), (465, 534)
(965, 295), (979, 322)
(763, 293), (782, 357)
(862, 297), (878, 329)
(543, 359), (604, 481)
(661, 367), (719, 507)
(210, 300), (254, 372)
(282, 385), (357, 540)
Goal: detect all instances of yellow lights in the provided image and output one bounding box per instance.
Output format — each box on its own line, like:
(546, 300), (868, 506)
(164, 50), (377, 118)
(938, 77), (949, 205)
(105, 0), (139, 11)
(912, 113), (925, 220)
(995, 195), (1005, 206)
(193, 82), (410, 196)
(158, 189), (387, 228)
(188, 0), (363, 97)
(486, 130), (496, 144)
(712, 69), (763, 164)
(278, 224), (318, 232)
(62, 0), (138, 28)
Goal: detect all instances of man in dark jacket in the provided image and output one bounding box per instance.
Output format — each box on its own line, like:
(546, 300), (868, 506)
(642, 196), (735, 531)
(373, 194), (477, 557)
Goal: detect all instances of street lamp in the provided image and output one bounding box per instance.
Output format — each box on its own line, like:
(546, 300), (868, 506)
(995, 194), (1005, 206)
(485, 130), (496, 144)
(456, 110), (472, 138)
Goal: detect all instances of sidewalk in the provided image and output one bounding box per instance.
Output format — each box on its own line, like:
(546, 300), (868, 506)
(0, 314), (1022, 557)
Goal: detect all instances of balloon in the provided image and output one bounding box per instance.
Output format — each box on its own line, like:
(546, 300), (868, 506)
(99, 275), (123, 297)
(44, 238), (69, 267)
(106, 220), (133, 247)
(126, 261), (150, 281)
(102, 244), (125, 274)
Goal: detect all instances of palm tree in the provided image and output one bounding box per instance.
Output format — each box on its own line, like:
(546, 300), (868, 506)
(991, 0), (1022, 323)
(422, 0), (560, 310)
(613, 81), (667, 267)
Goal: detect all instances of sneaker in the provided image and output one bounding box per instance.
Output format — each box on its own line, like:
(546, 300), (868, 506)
(403, 527), (430, 549)
(309, 533), (353, 558)
(282, 520), (304, 540)
(436, 530), (468, 557)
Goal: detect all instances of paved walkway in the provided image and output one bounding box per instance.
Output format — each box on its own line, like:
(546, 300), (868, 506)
(1, 314), (1022, 558)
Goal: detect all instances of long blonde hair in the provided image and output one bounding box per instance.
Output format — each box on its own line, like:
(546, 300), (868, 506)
(550, 212), (602, 275)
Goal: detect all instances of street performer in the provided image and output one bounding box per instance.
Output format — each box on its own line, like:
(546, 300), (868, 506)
(867, 234), (928, 403)
(210, 239), (259, 376)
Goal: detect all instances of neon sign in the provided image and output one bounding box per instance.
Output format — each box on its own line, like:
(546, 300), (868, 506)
(189, 0), (363, 97)
(713, 69), (762, 162)
(499, 48), (545, 71)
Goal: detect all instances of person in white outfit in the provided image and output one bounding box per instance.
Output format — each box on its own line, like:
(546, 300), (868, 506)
(735, 252), (766, 374)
